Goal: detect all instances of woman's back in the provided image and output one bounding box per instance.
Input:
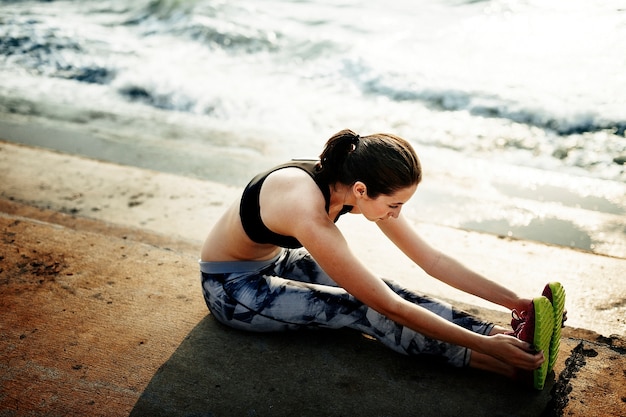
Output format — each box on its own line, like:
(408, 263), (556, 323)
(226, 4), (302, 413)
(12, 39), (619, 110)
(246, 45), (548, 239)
(201, 165), (339, 262)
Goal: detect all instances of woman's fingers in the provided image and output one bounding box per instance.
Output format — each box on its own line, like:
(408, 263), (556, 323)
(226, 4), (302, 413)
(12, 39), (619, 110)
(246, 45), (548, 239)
(491, 334), (545, 370)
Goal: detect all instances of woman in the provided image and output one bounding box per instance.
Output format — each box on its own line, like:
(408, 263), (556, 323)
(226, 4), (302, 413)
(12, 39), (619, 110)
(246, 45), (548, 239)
(200, 129), (565, 389)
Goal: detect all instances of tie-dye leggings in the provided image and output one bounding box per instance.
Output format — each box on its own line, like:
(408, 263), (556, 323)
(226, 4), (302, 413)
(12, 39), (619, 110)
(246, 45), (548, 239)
(200, 248), (493, 367)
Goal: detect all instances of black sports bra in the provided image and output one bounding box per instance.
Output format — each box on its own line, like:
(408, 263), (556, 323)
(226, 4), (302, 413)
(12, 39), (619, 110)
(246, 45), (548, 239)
(239, 160), (353, 248)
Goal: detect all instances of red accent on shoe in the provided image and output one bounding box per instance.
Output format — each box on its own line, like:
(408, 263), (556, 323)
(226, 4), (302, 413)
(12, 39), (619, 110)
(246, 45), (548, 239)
(515, 307), (536, 346)
(509, 302), (536, 347)
(510, 309), (526, 332)
(542, 284), (553, 301)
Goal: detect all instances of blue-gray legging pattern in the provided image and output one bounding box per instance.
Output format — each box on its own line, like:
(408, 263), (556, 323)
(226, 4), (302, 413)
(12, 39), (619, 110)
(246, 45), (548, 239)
(200, 248), (494, 367)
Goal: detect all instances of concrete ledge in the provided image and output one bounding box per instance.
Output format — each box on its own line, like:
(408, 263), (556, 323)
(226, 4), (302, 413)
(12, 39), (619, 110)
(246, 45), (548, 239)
(1, 202), (625, 417)
(1, 141), (625, 416)
(0, 211), (204, 416)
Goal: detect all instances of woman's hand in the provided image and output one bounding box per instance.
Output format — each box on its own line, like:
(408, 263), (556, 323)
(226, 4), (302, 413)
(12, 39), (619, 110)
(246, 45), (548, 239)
(510, 297), (533, 315)
(484, 333), (545, 371)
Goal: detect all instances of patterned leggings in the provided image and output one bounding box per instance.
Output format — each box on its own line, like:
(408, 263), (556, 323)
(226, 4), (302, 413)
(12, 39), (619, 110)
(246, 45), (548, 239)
(200, 248), (493, 367)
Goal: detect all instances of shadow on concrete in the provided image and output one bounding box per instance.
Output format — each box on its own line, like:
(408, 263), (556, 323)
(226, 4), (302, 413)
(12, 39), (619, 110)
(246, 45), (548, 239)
(130, 315), (553, 417)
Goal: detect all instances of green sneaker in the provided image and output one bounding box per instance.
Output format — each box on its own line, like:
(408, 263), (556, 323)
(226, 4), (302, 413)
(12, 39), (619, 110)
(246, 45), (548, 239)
(542, 282), (566, 371)
(511, 296), (555, 390)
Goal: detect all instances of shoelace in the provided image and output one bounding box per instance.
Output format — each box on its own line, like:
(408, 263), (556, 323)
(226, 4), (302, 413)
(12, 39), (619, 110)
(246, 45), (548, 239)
(510, 309), (528, 336)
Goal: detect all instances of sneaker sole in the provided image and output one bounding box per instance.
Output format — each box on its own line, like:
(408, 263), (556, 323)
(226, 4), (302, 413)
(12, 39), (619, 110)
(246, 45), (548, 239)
(533, 296), (555, 390)
(545, 282), (566, 371)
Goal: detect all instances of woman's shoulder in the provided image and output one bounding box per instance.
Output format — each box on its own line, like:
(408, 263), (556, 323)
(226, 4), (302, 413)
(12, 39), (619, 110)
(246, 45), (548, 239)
(263, 166), (325, 204)
(260, 170), (336, 241)
(260, 166), (330, 229)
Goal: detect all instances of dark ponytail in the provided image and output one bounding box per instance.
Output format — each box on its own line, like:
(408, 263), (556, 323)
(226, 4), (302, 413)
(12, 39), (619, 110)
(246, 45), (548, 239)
(316, 129), (422, 197)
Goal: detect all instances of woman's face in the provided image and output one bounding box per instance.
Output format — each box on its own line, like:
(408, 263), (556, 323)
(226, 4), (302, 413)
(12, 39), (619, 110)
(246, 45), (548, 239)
(356, 184), (417, 222)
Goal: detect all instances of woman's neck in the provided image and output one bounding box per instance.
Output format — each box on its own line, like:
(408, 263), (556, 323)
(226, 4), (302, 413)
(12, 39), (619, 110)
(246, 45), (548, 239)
(329, 183), (355, 216)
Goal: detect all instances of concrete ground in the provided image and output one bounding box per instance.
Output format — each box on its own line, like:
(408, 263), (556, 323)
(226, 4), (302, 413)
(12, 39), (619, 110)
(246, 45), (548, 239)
(1, 141), (625, 416)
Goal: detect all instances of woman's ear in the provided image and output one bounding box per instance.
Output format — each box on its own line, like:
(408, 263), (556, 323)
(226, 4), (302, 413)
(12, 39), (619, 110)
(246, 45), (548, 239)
(353, 181), (367, 197)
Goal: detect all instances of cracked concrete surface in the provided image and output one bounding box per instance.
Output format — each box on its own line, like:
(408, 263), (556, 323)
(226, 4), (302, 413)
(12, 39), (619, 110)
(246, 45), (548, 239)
(1, 141), (625, 416)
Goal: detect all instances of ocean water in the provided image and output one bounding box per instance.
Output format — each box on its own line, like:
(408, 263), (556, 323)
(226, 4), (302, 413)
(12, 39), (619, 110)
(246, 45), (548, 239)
(1, 0), (625, 257)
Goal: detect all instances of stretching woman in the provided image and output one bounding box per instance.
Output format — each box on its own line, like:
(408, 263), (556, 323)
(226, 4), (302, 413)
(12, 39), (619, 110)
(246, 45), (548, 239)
(199, 129), (565, 389)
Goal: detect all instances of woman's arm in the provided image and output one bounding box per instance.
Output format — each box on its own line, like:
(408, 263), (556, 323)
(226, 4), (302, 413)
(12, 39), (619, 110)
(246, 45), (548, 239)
(260, 169), (538, 369)
(377, 214), (530, 312)
(294, 216), (540, 370)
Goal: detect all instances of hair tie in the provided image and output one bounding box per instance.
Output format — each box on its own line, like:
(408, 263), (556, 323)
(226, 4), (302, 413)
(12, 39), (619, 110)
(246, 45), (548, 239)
(349, 134), (360, 152)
